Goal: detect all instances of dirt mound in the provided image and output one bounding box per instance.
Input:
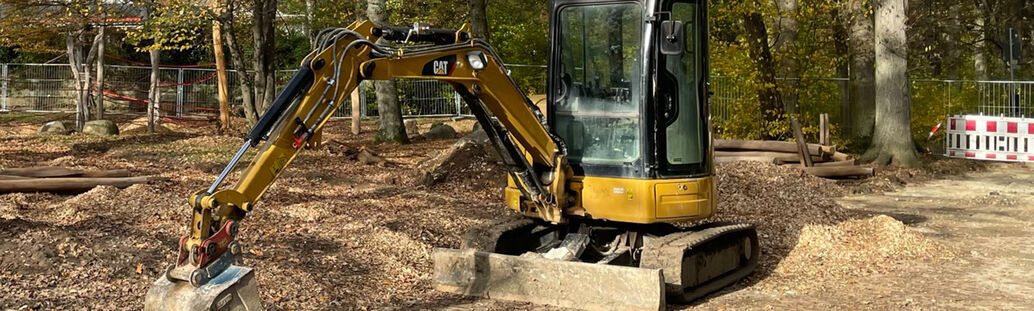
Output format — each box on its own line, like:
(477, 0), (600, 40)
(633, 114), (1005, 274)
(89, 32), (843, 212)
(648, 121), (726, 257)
(120, 116), (172, 134)
(48, 186), (120, 225)
(413, 133), (505, 189)
(713, 161), (950, 293)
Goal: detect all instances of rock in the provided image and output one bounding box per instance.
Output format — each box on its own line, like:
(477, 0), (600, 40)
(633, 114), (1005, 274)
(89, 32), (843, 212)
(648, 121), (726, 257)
(423, 123), (456, 140)
(404, 120), (419, 135)
(82, 120), (119, 136)
(459, 128), (490, 145)
(39, 121), (71, 134)
(472, 122), (482, 132)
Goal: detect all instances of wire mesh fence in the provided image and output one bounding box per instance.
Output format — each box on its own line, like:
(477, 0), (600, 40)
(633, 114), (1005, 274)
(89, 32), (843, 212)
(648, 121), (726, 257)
(708, 76), (1034, 141)
(6, 62), (1027, 137)
(0, 63), (549, 120)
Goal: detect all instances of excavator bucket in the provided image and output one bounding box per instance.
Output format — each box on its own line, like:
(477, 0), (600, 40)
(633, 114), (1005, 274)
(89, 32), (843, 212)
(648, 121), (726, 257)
(143, 265), (263, 311)
(433, 248), (666, 311)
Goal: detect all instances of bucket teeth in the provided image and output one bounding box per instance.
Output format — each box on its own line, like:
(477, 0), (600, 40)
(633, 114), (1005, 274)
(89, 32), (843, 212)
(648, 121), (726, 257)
(144, 265), (264, 311)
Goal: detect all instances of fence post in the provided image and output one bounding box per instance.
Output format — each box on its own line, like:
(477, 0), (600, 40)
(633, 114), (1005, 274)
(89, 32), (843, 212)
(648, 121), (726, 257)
(454, 89), (462, 116)
(359, 81), (367, 118)
(176, 68), (185, 117)
(1, 63), (7, 111)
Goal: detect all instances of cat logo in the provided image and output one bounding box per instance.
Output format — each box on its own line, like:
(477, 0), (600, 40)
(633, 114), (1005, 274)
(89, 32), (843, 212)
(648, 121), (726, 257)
(422, 55), (456, 76)
(432, 60), (449, 75)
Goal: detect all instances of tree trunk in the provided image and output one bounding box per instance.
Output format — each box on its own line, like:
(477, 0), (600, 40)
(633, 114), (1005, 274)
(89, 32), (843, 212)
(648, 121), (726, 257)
(862, 0), (919, 167)
(844, 0), (875, 139)
(973, 5), (988, 81)
(252, 0), (277, 113)
(773, 0), (799, 114)
(833, 4), (851, 135)
(66, 32), (86, 131)
(83, 30), (102, 121)
(467, 0), (490, 41)
(305, 0), (316, 48)
(353, 0), (367, 20)
(93, 26), (105, 120)
(148, 48), (160, 133)
(367, 0), (408, 143)
(943, 3), (962, 79)
(212, 0), (231, 130)
(225, 11), (258, 126)
(742, 12), (784, 139)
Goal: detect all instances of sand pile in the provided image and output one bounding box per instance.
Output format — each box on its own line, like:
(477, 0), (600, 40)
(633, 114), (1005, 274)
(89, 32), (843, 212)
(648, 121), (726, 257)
(713, 161), (951, 292)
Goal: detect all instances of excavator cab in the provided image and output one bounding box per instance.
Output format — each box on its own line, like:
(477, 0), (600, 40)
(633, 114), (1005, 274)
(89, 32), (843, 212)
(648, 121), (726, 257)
(500, 0), (716, 225)
(550, 0), (709, 180)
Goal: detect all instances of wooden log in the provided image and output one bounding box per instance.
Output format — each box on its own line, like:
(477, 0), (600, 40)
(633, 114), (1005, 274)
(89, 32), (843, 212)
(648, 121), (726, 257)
(714, 156), (778, 164)
(715, 140), (833, 157)
(80, 169), (132, 178)
(716, 151), (825, 163)
(790, 116), (813, 167)
(813, 159), (858, 167)
(801, 166), (875, 178)
(0, 166), (83, 178)
(0, 175), (30, 180)
(0, 167), (132, 178)
(0, 176), (162, 193)
(830, 151), (852, 161)
(819, 113), (830, 146)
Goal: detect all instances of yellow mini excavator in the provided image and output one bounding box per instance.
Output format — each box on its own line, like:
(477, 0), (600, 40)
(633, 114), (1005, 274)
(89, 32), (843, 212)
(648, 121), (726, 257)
(144, 0), (758, 310)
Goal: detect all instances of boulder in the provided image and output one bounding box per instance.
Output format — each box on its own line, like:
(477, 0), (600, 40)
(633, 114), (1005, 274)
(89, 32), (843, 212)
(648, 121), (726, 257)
(459, 128), (490, 145)
(423, 123), (457, 140)
(82, 120), (119, 136)
(404, 119), (419, 135)
(39, 121), (71, 134)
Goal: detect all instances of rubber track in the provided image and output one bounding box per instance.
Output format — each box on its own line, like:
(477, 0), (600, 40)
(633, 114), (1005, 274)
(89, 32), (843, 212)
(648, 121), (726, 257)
(460, 216), (536, 252)
(640, 222), (759, 303)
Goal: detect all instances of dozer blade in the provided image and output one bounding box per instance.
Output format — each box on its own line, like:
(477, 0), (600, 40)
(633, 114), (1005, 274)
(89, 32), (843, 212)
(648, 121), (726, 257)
(433, 248), (665, 311)
(143, 265), (263, 311)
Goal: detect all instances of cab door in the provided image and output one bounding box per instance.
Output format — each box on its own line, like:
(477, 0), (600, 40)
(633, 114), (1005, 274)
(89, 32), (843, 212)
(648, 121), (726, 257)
(653, 0), (711, 178)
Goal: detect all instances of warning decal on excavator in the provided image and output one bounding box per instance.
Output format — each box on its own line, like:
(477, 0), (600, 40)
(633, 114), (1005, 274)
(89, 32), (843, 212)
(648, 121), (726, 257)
(423, 55), (456, 76)
(270, 155), (288, 175)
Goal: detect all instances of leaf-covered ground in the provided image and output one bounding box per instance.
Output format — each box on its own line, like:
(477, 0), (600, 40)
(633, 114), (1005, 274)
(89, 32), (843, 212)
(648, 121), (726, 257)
(1, 113), (1030, 310)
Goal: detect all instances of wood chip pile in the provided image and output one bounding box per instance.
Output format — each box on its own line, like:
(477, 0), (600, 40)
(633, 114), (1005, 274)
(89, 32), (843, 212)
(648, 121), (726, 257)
(712, 161), (952, 293)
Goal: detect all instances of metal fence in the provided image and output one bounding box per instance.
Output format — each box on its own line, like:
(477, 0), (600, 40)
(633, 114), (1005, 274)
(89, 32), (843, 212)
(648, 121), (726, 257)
(0, 63), (548, 120)
(709, 76), (1034, 140)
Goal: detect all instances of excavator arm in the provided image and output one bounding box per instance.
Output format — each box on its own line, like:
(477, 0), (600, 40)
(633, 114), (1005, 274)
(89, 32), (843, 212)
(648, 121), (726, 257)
(146, 21), (574, 310)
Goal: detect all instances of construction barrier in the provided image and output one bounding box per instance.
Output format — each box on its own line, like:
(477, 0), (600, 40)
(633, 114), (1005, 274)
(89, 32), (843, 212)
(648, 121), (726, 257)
(946, 114), (1034, 162)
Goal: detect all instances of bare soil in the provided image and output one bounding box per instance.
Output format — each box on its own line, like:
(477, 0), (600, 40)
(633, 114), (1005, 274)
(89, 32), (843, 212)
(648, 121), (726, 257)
(1, 113), (1032, 310)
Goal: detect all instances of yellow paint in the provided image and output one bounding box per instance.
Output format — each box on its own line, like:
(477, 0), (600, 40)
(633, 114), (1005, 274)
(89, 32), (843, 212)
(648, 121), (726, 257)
(506, 175), (714, 224)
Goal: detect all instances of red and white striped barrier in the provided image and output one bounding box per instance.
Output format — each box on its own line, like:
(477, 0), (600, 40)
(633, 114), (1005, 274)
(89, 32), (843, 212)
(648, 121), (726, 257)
(946, 115), (1034, 162)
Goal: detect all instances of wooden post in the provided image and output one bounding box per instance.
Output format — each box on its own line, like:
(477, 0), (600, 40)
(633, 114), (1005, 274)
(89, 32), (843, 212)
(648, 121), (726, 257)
(790, 116), (813, 167)
(212, 0), (231, 130)
(819, 113), (830, 146)
(351, 88), (361, 135)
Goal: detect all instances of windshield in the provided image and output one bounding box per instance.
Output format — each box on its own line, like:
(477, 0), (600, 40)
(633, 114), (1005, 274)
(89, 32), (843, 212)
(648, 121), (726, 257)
(553, 3), (643, 165)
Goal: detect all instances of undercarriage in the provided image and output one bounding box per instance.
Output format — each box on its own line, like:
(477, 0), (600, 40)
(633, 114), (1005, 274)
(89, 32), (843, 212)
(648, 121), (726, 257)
(434, 217), (759, 309)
